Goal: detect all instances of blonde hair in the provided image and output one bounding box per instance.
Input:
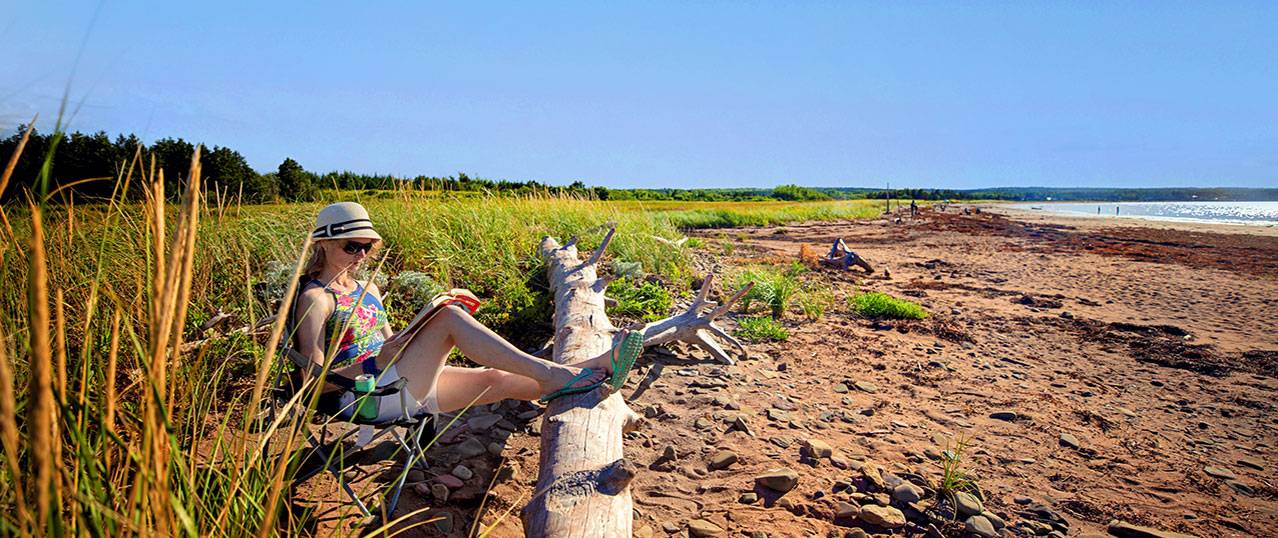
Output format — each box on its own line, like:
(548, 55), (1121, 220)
(303, 242), (328, 282)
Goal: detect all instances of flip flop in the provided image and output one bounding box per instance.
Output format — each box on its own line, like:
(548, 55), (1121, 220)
(607, 330), (646, 394)
(538, 367), (605, 404)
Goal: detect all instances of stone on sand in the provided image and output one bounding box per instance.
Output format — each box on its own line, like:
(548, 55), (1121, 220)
(709, 449), (738, 470)
(857, 505), (906, 528)
(802, 438), (833, 458)
(1059, 432), (1080, 450)
(1203, 466), (1236, 480)
(1107, 520), (1200, 538)
(834, 501), (859, 519)
(964, 515), (997, 538)
(954, 491), (983, 518)
(754, 468), (800, 493)
(892, 482), (923, 504)
(687, 519), (724, 537)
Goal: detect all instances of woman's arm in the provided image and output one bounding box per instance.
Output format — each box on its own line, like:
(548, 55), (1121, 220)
(293, 287), (336, 380)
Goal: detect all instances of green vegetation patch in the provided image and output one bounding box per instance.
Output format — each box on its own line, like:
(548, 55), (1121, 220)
(851, 292), (928, 320)
(733, 264), (804, 319)
(735, 316), (790, 342)
(606, 277), (673, 322)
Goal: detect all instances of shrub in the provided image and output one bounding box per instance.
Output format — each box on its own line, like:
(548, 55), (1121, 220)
(734, 266), (801, 319)
(606, 277), (673, 321)
(851, 292), (928, 320)
(797, 284), (834, 321)
(735, 316), (790, 342)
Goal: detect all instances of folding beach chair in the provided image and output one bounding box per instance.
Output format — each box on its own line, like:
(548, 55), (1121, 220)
(263, 288), (481, 517)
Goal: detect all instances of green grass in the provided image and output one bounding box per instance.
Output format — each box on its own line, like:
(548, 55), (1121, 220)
(935, 434), (984, 510)
(605, 277), (673, 322)
(796, 283), (835, 322)
(733, 264), (803, 319)
(850, 292), (928, 320)
(0, 137), (890, 534)
(734, 316), (790, 342)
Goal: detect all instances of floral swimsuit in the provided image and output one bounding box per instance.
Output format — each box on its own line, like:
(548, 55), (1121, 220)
(309, 279), (389, 373)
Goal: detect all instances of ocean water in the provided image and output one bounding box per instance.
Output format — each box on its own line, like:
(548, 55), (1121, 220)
(1012, 201), (1278, 226)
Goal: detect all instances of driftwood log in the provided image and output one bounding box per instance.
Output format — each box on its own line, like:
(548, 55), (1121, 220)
(522, 228), (749, 537)
(822, 238), (874, 273)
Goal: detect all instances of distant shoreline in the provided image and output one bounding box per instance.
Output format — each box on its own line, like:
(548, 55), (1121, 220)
(981, 203), (1278, 237)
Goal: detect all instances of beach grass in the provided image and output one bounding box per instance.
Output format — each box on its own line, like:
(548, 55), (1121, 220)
(0, 135), (884, 534)
(851, 292), (929, 320)
(733, 316), (790, 342)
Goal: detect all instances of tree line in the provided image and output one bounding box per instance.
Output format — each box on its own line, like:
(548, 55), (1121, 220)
(4, 126), (1275, 204)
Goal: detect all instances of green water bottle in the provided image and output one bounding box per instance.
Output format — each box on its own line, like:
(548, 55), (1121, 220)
(354, 374), (379, 420)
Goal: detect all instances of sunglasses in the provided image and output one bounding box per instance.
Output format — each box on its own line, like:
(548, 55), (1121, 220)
(341, 241), (375, 255)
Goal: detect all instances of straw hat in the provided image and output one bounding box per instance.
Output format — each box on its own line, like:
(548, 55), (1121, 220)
(311, 202), (382, 241)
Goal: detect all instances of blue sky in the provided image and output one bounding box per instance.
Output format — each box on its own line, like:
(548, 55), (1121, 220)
(4, 2), (1276, 189)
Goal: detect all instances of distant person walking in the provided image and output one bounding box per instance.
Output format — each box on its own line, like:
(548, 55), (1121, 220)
(910, 199), (919, 218)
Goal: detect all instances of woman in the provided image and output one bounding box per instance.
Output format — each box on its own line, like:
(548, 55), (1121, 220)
(293, 202), (637, 422)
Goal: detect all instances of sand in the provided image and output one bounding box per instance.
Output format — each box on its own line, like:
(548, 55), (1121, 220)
(294, 207), (1277, 537)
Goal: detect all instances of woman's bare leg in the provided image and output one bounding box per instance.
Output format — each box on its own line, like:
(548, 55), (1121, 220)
(432, 367), (541, 414)
(377, 305), (609, 401)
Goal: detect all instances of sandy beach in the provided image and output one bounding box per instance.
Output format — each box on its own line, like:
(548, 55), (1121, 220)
(301, 207), (1277, 537)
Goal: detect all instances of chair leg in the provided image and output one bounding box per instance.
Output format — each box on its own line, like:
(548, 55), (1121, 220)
(384, 420), (433, 516)
(307, 427), (374, 517)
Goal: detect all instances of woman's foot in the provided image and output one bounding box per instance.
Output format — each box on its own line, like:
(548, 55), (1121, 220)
(538, 364), (608, 399)
(567, 329), (641, 374)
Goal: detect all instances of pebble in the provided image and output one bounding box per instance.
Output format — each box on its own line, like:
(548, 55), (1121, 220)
(1226, 480), (1255, 496)
(892, 482), (923, 504)
(834, 501), (859, 519)
(431, 483), (449, 502)
(436, 474), (464, 488)
(454, 438), (487, 458)
(487, 442), (504, 456)
(854, 381), (879, 393)
(843, 530), (868, 538)
(803, 438), (833, 459)
(1107, 520), (1199, 538)
(413, 482), (431, 497)
(1237, 457), (1265, 471)
(687, 519), (724, 537)
(1059, 432), (1080, 450)
(989, 411), (1018, 421)
(1014, 496), (1033, 505)
(739, 492), (758, 504)
(964, 515), (997, 538)
(857, 505), (906, 528)
(465, 413), (503, 430)
(767, 409), (790, 421)
(860, 465), (886, 491)
(1203, 466), (1237, 480)
(754, 468), (800, 493)
(731, 416), (754, 436)
(450, 464), (473, 481)
(954, 491), (983, 518)
(833, 383), (849, 393)
(708, 450), (738, 471)
(981, 511), (1006, 529)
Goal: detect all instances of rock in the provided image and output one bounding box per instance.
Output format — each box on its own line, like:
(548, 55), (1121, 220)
(487, 442), (504, 456)
(709, 450), (738, 471)
(731, 416), (754, 436)
(1013, 496), (1033, 505)
(465, 413), (503, 430)
(451, 464), (473, 481)
(860, 465), (886, 491)
(1203, 466), (1236, 480)
(413, 482), (431, 496)
(1107, 520), (1199, 538)
(989, 411), (1017, 421)
(755, 468), (800, 493)
(767, 408), (790, 421)
(833, 383), (849, 393)
(1059, 432), (1080, 450)
(857, 505), (906, 528)
(687, 519), (724, 537)
(803, 438), (833, 459)
(436, 474), (464, 488)
(454, 437), (488, 458)
(893, 482), (923, 504)
(954, 491), (983, 518)
(1238, 457), (1265, 471)
(870, 493), (891, 506)
(981, 511), (1006, 529)
(844, 529), (868, 538)
(964, 515), (997, 538)
(769, 436), (791, 448)
(834, 501), (859, 519)
(661, 444), (678, 461)
(1225, 480), (1255, 496)
(407, 469), (426, 483)
(854, 381), (878, 393)
(431, 483), (449, 502)
(739, 492), (758, 504)
(433, 511), (454, 533)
